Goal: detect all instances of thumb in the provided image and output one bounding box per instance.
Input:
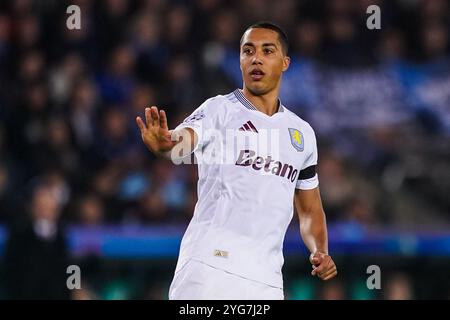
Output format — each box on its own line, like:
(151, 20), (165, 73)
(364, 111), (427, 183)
(310, 252), (325, 265)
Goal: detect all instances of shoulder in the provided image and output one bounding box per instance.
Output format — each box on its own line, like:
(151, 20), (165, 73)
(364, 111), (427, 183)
(193, 94), (233, 121)
(282, 106), (316, 136)
(198, 94), (230, 111)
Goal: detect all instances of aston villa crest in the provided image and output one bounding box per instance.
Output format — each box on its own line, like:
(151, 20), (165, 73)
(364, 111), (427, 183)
(288, 128), (304, 152)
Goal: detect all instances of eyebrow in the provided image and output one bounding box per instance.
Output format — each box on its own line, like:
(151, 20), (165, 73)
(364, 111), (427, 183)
(242, 42), (278, 49)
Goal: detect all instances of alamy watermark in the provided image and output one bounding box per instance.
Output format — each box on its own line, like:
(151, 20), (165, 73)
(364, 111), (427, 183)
(366, 5), (381, 30)
(366, 265), (381, 290)
(66, 5), (81, 30)
(66, 265), (81, 290)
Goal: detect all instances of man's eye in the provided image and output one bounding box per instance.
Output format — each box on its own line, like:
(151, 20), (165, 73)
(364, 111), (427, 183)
(264, 49), (273, 54)
(243, 48), (252, 54)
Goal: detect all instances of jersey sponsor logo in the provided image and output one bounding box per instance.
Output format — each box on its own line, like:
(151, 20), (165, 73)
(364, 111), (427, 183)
(238, 121), (258, 133)
(183, 110), (205, 123)
(235, 149), (299, 182)
(288, 128), (304, 152)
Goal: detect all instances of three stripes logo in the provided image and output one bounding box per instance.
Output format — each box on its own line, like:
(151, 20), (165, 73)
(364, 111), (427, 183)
(238, 121), (258, 133)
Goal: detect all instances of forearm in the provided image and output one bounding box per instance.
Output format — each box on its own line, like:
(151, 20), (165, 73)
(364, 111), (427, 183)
(295, 181), (337, 280)
(164, 128), (198, 161)
(299, 209), (328, 255)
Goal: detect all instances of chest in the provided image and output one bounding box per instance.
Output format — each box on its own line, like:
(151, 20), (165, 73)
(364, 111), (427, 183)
(218, 113), (310, 171)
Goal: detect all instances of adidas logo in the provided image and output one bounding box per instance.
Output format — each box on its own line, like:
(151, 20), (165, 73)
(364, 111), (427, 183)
(238, 121), (258, 133)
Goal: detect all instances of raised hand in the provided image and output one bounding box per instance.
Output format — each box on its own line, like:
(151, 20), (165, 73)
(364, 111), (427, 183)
(136, 106), (177, 155)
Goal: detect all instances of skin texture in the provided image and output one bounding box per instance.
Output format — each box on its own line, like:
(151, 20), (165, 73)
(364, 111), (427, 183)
(295, 188), (337, 281)
(240, 28), (290, 116)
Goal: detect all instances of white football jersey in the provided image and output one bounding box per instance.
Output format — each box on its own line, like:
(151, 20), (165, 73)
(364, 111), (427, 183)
(173, 89), (319, 288)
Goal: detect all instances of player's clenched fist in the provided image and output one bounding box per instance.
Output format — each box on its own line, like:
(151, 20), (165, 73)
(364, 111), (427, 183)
(136, 106), (177, 156)
(309, 252), (337, 281)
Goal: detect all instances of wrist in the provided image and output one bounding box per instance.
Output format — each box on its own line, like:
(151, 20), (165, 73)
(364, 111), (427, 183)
(311, 250), (328, 257)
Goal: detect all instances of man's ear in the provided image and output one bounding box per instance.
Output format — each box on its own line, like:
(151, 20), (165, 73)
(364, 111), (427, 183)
(282, 56), (291, 72)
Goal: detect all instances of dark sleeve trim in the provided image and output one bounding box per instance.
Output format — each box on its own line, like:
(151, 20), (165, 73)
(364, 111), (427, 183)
(298, 165), (317, 180)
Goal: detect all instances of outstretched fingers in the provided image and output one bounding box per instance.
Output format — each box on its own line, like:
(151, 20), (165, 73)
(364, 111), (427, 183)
(151, 106), (159, 127)
(136, 116), (146, 133)
(159, 109), (168, 130)
(143, 106), (161, 129)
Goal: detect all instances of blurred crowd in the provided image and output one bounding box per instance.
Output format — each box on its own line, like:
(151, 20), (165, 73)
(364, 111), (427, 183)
(0, 0), (449, 231)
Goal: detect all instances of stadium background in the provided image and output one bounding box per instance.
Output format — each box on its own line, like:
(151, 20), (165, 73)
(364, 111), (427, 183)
(0, 0), (449, 299)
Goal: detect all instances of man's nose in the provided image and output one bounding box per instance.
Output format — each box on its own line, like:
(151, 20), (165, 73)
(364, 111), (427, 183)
(251, 51), (263, 65)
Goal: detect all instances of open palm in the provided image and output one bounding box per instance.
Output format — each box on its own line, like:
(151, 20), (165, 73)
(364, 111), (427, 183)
(136, 106), (177, 154)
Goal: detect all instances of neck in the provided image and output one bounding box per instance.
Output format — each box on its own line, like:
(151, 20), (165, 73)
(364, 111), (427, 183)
(242, 86), (280, 116)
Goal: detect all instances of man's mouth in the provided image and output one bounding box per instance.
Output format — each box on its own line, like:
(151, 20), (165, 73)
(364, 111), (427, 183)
(250, 69), (265, 80)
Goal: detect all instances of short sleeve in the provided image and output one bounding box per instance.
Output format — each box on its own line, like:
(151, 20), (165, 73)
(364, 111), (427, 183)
(296, 126), (319, 190)
(174, 97), (219, 154)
